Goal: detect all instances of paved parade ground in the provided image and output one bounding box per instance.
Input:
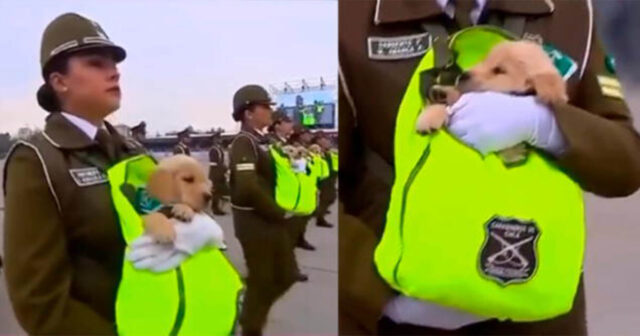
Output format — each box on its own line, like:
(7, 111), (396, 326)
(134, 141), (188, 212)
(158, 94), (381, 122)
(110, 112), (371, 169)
(1, 146), (640, 334)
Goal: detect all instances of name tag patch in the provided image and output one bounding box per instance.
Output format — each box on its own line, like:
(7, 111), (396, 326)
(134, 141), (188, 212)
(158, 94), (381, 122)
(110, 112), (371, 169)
(69, 167), (108, 187)
(368, 33), (431, 60)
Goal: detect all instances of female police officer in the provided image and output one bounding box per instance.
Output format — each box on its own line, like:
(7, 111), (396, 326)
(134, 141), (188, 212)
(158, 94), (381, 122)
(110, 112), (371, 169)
(2, 13), (142, 334)
(229, 85), (299, 336)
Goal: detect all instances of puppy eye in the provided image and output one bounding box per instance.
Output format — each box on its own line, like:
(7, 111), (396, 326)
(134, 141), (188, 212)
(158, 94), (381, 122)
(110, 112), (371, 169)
(182, 176), (194, 183)
(492, 66), (506, 75)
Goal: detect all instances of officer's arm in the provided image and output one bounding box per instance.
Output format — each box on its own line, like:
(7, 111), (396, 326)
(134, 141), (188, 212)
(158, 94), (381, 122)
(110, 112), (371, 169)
(551, 34), (640, 197)
(230, 137), (286, 220)
(3, 146), (116, 335)
(339, 68), (392, 237)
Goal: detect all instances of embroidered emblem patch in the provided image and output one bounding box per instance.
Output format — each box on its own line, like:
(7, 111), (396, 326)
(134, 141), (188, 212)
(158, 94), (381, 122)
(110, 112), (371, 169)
(68, 167), (108, 187)
(368, 32), (431, 60)
(479, 216), (540, 285)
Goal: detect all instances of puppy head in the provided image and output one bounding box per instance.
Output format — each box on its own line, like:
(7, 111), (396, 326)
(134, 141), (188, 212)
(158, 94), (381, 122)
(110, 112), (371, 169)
(309, 144), (322, 154)
(146, 154), (212, 212)
(282, 145), (298, 159)
(458, 41), (568, 103)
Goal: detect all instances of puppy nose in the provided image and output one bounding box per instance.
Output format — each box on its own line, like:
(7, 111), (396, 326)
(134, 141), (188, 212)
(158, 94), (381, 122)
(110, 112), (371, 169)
(457, 72), (471, 83)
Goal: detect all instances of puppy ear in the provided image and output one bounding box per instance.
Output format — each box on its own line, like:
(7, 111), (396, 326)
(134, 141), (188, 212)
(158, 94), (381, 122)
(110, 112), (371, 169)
(527, 72), (569, 104)
(147, 168), (178, 204)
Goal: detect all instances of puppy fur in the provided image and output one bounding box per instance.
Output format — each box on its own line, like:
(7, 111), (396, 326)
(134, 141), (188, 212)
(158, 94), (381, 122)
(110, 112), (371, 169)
(416, 41), (568, 163)
(143, 154), (213, 242)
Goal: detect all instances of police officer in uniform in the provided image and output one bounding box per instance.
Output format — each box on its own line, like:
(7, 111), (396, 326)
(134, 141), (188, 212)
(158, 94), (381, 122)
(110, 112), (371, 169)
(267, 110), (294, 145)
(312, 131), (336, 228)
(287, 126), (317, 251)
(130, 121), (146, 145)
(2, 13), (144, 334)
(229, 85), (298, 336)
(172, 127), (191, 155)
(267, 111), (310, 281)
(208, 131), (229, 215)
(340, 0), (640, 334)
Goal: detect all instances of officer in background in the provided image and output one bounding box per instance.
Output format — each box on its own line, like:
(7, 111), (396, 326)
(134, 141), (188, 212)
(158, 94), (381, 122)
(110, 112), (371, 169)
(339, 0), (640, 334)
(130, 121), (146, 144)
(172, 127), (191, 155)
(267, 111), (310, 281)
(229, 85), (298, 336)
(312, 131), (336, 228)
(287, 126), (316, 251)
(208, 131), (229, 215)
(3, 13), (144, 334)
(267, 110), (294, 145)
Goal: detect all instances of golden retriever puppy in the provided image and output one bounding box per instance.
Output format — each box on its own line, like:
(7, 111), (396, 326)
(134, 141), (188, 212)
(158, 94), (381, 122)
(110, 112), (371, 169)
(309, 144), (323, 155)
(143, 154), (213, 242)
(416, 41), (568, 162)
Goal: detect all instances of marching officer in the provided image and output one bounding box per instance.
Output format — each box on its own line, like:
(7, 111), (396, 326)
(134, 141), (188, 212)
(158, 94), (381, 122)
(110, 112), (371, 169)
(172, 127), (191, 155)
(208, 131), (229, 215)
(229, 84), (299, 336)
(339, 0), (640, 335)
(3, 13), (143, 334)
(312, 131), (336, 228)
(267, 110), (294, 145)
(287, 126), (317, 251)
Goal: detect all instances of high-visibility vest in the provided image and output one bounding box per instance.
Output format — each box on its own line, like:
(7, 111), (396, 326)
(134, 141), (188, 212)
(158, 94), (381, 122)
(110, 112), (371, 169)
(374, 26), (585, 322)
(330, 151), (338, 173)
(107, 155), (243, 335)
(302, 108), (316, 126)
(310, 153), (330, 180)
(270, 146), (317, 215)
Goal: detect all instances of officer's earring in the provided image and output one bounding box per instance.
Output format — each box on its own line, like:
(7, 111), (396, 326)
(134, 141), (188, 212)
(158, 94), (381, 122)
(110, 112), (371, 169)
(61, 87), (68, 92)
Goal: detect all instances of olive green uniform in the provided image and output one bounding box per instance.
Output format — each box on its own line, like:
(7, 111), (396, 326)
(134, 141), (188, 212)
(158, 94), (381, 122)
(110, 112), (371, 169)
(172, 141), (191, 156)
(208, 143), (229, 214)
(229, 127), (297, 334)
(3, 113), (144, 335)
(315, 151), (337, 226)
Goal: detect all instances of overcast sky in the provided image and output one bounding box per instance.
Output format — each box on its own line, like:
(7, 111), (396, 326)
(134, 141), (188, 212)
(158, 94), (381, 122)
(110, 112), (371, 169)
(0, 0), (337, 135)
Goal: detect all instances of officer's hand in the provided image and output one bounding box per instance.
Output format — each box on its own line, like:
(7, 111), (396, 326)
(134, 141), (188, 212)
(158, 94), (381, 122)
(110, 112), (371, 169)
(173, 213), (226, 255)
(448, 92), (565, 156)
(128, 237), (189, 272)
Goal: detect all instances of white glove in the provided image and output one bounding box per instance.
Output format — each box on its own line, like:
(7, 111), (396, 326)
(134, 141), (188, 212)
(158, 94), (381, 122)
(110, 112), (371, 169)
(128, 236), (189, 272)
(173, 213), (226, 254)
(292, 158), (308, 173)
(448, 92), (566, 156)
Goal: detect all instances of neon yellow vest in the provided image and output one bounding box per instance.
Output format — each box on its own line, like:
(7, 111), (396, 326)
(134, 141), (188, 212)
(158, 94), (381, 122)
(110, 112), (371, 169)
(311, 153), (330, 180)
(302, 109), (316, 126)
(270, 146), (317, 215)
(374, 27), (585, 322)
(107, 155), (243, 335)
(330, 151), (339, 173)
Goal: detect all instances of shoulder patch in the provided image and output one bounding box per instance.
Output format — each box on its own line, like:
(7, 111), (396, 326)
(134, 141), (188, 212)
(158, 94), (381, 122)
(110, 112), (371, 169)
(597, 75), (624, 99)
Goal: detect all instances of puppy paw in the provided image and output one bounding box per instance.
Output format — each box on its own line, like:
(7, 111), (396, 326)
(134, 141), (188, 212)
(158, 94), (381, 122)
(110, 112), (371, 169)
(416, 104), (449, 134)
(530, 73), (569, 104)
(143, 213), (176, 243)
(172, 204), (195, 222)
(498, 143), (528, 165)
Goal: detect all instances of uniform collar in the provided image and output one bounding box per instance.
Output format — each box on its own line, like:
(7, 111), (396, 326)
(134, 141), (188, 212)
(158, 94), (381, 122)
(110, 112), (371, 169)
(43, 112), (121, 150)
(60, 112), (100, 140)
(374, 0), (554, 25)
